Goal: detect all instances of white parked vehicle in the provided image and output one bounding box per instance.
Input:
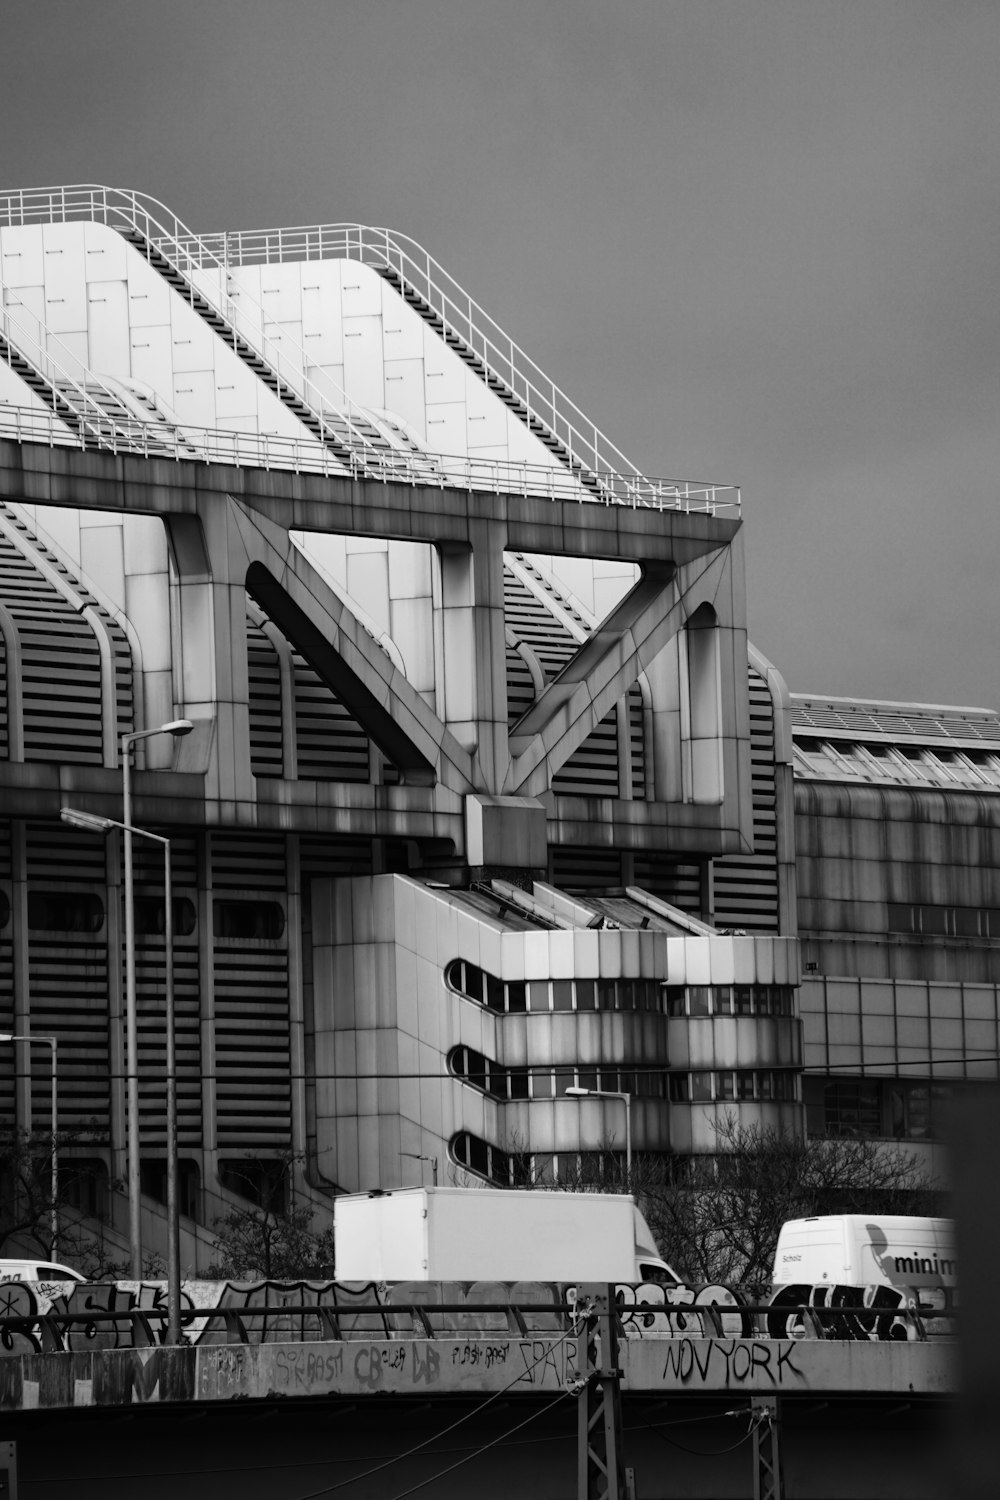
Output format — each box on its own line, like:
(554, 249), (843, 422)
(772, 1215), (955, 1294)
(0, 1258), (85, 1283)
(334, 1187), (680, 1283)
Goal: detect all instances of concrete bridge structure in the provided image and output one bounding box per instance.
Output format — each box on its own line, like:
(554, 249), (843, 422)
(0, 1279), (959, 1499)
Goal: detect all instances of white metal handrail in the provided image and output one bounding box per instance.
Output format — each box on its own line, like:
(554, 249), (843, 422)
(0, 188), (737, 510)
(171, 220), (647, 489)
(0, 286), (149, 447)
(0, 185), (398, 475)
(0, 403), (740, 516)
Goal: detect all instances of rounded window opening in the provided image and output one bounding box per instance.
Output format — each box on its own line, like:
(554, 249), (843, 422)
(27, 891), (104, 933)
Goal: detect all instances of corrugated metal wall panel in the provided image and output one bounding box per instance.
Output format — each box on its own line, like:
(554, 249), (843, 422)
(210, 833), (291, 1149)
(711, 666), (780, 932)
(24, 823), (111, 1130)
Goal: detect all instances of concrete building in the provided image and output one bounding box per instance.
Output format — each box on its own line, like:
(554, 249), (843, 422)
(0, 186), (991, 1259)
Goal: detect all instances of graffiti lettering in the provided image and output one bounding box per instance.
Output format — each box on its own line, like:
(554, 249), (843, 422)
(412, 1343), (440, 1385)
(451, 1342), (509, 1369)
(616, 1281), (752, 1339)
(274, 1347), (345, 1390)
(516, 1339), (575, 1387)
(354, 1344), (408, 1389)
(661, 1338), (804, 1387)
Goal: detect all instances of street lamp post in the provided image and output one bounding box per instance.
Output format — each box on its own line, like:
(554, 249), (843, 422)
(0, 1033), (58, 1257)
(566, 1086), (633, 1178)
(119, 721), (192, 1283)
(62, 735), (190, 1348)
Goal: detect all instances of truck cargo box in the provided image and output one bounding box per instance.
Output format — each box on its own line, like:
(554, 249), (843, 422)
(334, 1187), (677, 1283)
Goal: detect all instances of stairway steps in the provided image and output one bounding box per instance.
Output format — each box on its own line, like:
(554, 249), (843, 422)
(0, 335), (85, 433)
(370, 262), (608, 496)
(120, 228), (363, 471)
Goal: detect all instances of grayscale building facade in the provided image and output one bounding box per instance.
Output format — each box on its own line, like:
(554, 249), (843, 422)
(0, 186), (992, 1263)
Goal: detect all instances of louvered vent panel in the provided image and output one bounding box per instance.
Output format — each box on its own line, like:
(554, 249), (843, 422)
(213, 937), (291, 1148)
(131, 830), (200, 892)
(505, 566), (638, 799)
(299, 836), (375, 880)
(711, 667), (780, 932)
(0, 630), (7, 758)
(553, 710), (621, 796)
(211, 832), (287, 891)
(550, 847), (624, 890)
(504, 571), (577, 678)
(0, 821), (12, 1122)
(25, 823), (110, 1130)
(247, 615), (284, 778)
(294, 652), (372, 782)
(210, 834), (291, 1149)
(791, 699), (1000, 743)
(131, 833), (202, 1147)
(248, 601), (398, 785)
(506, 646), (535, 727)
(629, 687), (646, 800)
(0, 516), (135, 764)
(633, 856), (703, 915)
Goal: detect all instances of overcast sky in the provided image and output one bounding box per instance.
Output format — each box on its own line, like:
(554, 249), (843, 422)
(4, 0), (998, 708)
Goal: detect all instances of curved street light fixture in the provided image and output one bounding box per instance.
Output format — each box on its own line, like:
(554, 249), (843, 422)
(565, 1085), (633, 1176)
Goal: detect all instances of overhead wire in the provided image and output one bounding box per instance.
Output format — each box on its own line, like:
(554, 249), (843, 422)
(381, 1389), (575, 1500)
(286, 1319), (583, 1500)
(640, 1404), (765, 1457)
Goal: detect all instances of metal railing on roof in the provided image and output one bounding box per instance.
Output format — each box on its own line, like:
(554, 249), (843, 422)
(1, 290), (131, 446)
(0, 186), (741, 514)
(0, 403), (740, 514)
(171, 219), (651, 491)
(0, 185), (404, 475)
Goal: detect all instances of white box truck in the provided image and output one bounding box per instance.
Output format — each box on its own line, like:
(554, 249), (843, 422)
(334, 1187), (679, 1283)
(772, 1215), (956, 1294)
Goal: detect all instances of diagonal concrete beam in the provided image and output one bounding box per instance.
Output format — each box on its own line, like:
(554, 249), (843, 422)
(227, 497), (480, 794)
(503, 548), (731, 797)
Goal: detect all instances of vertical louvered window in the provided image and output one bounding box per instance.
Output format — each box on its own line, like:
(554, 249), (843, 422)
(0, 821), (13, 1123)
(210, 833), (291, 1150)
(25, 822), (110, 1131)
(505, 566), (644, 800)
(711, 667), (780, 932)
(0, 516), (134, 765)
(293, 650), (372, 782)
(247, 614), (284, 777)
(130, 834), (202, 1149)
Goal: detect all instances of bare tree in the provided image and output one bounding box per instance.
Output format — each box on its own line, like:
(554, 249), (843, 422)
(0, 1123), (113, 1265)
(494, 1116), (944, 1294)
(639, 1115), (944, 1294)
(208, 1153), (336, 1280)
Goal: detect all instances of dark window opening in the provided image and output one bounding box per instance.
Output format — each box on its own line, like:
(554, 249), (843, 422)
(28, 892), (104, 933)
(139, 1159), (201, 1220)
(213, 901), (285, 941)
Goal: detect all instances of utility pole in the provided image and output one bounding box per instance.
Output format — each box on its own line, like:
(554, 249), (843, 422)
(751, 1397), (784, 1500)
(576, 1284), (628, 1500)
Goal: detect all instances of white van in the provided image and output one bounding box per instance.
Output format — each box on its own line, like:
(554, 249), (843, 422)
(0, 1258), (85, 1283)
(772, 1215), (955, 1294)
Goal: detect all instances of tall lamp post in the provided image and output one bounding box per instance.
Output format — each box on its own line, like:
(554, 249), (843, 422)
(118, 720), (192, 1284)
(566, 1085), (633, 1178)
(0, 1033), (58, 1257)
(62, 722), (190, 1347)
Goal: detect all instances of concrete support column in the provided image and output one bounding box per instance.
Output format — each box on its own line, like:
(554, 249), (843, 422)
(166, 512), (255, 807)
(433, 519), (509, 790)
